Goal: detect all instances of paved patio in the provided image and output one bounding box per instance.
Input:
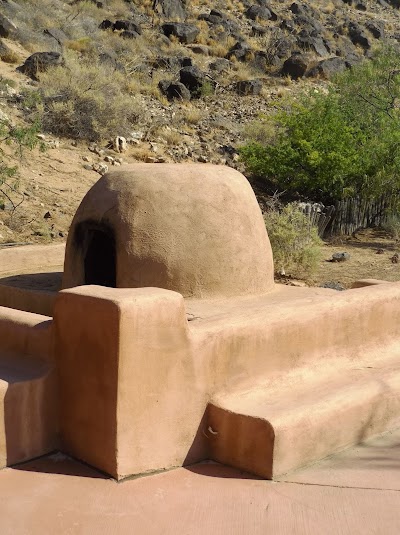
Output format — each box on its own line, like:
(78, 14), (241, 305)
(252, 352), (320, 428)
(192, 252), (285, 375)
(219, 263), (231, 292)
(0, 428), (399, 535)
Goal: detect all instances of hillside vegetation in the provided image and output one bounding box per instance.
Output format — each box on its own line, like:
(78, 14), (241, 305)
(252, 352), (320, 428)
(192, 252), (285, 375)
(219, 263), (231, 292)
(0, 0), (400, 251)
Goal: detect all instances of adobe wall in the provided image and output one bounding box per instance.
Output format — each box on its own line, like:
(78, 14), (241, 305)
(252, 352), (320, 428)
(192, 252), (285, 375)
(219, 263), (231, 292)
(0, 243), (65, 276)
(0, 306), (57, 467)
(0, 243), (64, 315)
(53, 282), (400, 480)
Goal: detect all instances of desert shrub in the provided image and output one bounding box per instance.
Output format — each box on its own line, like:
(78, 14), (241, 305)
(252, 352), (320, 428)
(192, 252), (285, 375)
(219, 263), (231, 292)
(35, 52), (143, 141)
(241, 46), (400, 204)
(0, 120), (44, 211)
(264, 203), (322, 278)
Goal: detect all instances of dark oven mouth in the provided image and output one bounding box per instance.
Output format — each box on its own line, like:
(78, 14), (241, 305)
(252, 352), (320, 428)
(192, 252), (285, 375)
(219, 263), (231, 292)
(74, 220), (117, 288)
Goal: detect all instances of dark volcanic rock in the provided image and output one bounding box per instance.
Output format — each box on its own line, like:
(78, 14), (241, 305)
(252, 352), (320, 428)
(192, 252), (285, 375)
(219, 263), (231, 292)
(209, 58), (231, 72)
(156, 0), (187, 20)
(245, 5), (273, 21)
(0, 13), (17, 39)
(159, 80), (191, 101)
(234, 79), (263, 96)
(113, 20), (142, 35)
(162, 22), (199, 44)
(226, 41), (252, 61)
(281, 53), (309, 79)
(18, 51), (64, 80)
(348, 21), (371, 49)
(308, 56), (347, 78)
(179, 65), (206, 95)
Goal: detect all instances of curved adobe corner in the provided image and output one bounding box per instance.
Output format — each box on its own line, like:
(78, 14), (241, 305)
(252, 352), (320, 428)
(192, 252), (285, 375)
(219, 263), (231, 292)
(62, 164), (274, 298)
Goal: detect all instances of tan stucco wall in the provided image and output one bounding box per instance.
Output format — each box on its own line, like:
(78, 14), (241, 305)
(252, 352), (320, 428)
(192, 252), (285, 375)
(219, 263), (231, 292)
(52, 282), (400, 480)
(0, 243), (64, 315)
(0, 244), (65, 277)
(0, 307), (57, 468)
(62, 164), (274, 298)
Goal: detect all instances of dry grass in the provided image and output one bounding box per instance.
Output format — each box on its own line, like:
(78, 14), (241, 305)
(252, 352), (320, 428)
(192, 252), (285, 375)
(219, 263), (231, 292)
(130, 145), (154, 161)
(36, 51), (143, 141)
(0, 50), (21, 64)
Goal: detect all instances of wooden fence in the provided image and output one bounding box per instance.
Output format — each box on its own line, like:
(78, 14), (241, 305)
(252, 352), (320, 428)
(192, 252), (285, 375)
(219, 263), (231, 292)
(297, 194), (399, 237)
(328, 194), (398, 236)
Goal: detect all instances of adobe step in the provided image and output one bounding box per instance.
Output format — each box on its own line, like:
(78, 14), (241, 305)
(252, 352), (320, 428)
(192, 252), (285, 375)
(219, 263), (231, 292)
(207, 352), (400, 478)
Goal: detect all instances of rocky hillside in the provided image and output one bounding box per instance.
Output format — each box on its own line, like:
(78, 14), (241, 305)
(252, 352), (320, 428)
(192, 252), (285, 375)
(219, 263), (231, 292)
(0, 0), (400, 245)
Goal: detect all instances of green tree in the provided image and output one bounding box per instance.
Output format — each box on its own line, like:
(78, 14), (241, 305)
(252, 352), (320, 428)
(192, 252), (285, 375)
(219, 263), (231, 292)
(0, 120), (44, 211)
(240, 46), (400, 203)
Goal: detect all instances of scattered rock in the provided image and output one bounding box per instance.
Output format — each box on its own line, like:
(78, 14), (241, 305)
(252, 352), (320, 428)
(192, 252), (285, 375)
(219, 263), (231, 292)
(162, 23), (200, 44)
(234, 79), (262, 96)
(18, 52), (64, 80)
(391, 253), (399, 263)
(43, 211), (51, 219)
(245, 5), (273, 21)
(0, 14), (17, 39)
(113, 136), (127, 153)
(331, 252), (351, 262)
(179, 66), (207, 96)
(281, 53), (309, 79)
(307, 57), (347, 78)
(159, 80), (191, 101)
(92, 162), (109, 175)
(155, 0), (187, 20)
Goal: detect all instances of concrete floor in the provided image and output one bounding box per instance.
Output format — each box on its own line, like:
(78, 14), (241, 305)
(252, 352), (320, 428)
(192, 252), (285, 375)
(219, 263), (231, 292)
(0, 428), (399, 535)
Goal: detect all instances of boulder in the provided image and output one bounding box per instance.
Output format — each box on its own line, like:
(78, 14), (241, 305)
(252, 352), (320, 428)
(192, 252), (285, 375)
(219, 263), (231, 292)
(234, 79), (263, 96)
(348, 21), (371, 49)
(179, 65), (206, 95)
(0, 14), (17, 39)
(162, 22), (199, 44)
(245, 5), (273, 21)
(209, 58), (231, 72)
(156, 0), (187, 20)
(307, 56), (347, 78)
(158, 80), (191, 101)
(18, 52), (64, 80)
(281, 53), (309, 79)
(113, 20), (142, 35)
(226, 41), (252, 61)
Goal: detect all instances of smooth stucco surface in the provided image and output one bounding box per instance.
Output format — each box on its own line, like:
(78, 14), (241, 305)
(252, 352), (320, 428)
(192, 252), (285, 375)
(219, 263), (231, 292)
(62, 164), (274, 297)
